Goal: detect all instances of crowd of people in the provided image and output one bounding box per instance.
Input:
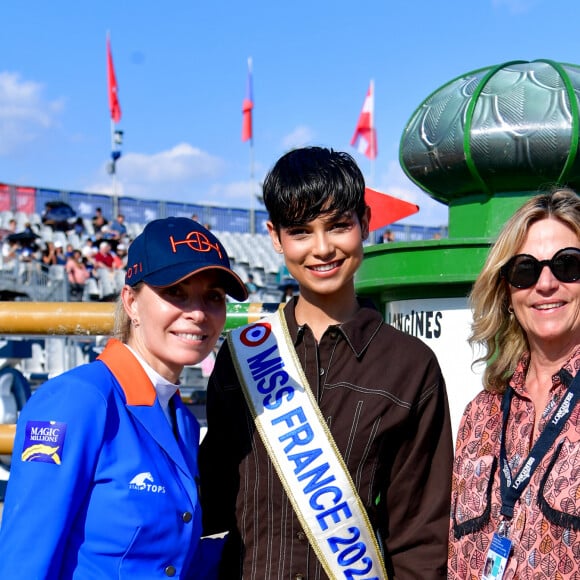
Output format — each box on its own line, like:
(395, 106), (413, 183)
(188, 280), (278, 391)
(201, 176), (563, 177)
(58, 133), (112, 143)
(0, 146), (579, 578)
(0, 210), (135, 302)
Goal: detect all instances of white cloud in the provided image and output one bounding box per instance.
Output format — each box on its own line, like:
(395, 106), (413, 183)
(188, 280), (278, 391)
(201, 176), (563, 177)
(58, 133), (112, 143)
(87, 145), (269, 208)
(89, 143), (226, 200)
(377, 159), (449, 227)
(121, 143), (224, 183)
(281, 125), (316, 150)
(0, 72), (63, 154)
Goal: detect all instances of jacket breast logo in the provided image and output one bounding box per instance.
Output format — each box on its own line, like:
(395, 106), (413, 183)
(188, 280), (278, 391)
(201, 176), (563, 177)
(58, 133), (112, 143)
(129, 471), (166, 494)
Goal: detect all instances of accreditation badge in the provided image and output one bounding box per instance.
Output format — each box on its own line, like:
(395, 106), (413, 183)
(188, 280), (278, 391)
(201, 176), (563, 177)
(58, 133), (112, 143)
(482, 533), (512, 580)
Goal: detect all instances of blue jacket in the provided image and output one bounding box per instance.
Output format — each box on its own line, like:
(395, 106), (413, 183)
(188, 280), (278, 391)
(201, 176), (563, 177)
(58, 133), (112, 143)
(0, 338), (220, 579)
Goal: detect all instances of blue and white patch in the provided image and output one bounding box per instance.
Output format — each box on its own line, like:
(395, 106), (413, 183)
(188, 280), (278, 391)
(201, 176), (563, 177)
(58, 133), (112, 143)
(21, 420), (67, 465)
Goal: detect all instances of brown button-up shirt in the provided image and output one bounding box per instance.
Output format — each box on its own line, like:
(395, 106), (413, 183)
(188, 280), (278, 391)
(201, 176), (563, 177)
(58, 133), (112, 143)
(199, 299), (452, 579)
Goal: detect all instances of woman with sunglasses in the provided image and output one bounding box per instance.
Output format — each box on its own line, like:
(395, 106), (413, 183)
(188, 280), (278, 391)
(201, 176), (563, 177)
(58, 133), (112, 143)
(449, 187), (580, 579)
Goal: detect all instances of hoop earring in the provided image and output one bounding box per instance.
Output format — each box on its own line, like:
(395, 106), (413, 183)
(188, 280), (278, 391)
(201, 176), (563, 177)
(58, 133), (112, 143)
(508, 305), (514, 315)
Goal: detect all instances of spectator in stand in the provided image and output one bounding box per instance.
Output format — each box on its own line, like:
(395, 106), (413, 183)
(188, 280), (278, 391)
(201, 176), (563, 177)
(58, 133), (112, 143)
(92, 207), (109, 235)
(109, 214), (128, 240)
(81, 238), (96, 259)
(40, 241), (58, 272)
(244, 273), (259, 302)
(64, 243), (75, 259)
(65, 249), (91, 301)
(81, 239), (97, 273)
(114, 243), (128, 268)
(41, 241), (66, 271)
(73, 216), (87, 238)
(93, 241), (121, 301)
(54, 241), (67, 265)
(1, 238), (19, 272)
(381, 229), (395, 243)
(93, 241), (116, 270)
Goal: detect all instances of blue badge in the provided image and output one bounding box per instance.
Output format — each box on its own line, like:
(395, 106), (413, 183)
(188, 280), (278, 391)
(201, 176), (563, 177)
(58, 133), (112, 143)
(21, 420), (67, 464)
(483, 532), (512, 579)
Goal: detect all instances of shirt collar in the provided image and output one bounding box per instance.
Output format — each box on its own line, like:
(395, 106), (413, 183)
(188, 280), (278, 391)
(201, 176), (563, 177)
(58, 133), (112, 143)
(282, 296), (384, 357)
(125, 344), (179, 420)
(510, 344), (580, 396)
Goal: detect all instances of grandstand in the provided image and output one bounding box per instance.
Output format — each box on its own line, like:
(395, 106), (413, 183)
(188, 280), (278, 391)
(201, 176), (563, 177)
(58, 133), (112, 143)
(0, 181), (447, 426)
(0, 181), (447, 301)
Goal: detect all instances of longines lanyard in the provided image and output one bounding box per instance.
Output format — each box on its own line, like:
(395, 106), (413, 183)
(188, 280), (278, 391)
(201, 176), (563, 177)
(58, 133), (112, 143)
(499, 371), (580, 518)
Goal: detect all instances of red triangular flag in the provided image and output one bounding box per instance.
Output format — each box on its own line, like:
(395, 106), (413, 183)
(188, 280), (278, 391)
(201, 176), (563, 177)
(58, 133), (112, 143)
(365, 187), (419, 231)
(351, 80), (377, 160)
(107, 34), (122, 123)
(242, 58), (253, 142)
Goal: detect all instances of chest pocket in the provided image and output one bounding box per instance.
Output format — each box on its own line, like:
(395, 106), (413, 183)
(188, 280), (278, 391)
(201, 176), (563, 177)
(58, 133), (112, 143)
(452, 454), (497, 539)
(539, 439), (580, 531)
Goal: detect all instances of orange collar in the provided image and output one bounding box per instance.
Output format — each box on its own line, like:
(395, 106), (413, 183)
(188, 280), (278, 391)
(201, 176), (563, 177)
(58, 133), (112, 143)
(97, 338), (156, 406)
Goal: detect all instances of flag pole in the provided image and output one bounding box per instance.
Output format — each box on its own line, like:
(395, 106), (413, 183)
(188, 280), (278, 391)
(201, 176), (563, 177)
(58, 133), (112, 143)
(242, 56), (255, 233)
(106, 31), (122, 218)
(249, 136), (255, 231)
(369, 78), (375, 189)
(367, 78), (376, 243)
(351, 79), (378, 240)
(110, 118), (117, 197)
(249, 59), (255, 228)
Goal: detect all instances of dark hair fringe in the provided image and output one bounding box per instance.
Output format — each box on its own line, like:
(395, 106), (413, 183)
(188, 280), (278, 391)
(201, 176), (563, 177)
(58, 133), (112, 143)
(538, 442), (580, 531)
(453, 456), (497, 540)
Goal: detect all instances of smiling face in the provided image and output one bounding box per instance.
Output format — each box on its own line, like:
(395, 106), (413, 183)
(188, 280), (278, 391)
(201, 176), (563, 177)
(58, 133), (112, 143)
(509, 218), (580, 356)
(267, 208), (369, 307)
(122, 270), (227, 383)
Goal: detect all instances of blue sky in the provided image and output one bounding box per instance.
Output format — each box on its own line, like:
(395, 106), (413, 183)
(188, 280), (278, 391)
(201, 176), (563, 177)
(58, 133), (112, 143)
(1, 0), (580, 226)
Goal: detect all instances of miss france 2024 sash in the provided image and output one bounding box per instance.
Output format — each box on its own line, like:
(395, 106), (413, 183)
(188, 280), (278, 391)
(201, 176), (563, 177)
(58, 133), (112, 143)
(228, 309), (389, 580)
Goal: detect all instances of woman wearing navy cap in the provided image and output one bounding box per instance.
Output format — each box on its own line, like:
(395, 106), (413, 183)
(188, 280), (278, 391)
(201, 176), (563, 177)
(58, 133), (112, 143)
(0, 217), (247, 579)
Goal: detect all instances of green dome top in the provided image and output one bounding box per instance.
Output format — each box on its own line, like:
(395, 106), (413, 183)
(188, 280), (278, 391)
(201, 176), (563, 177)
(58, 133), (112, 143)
(400, 59), (580, 205)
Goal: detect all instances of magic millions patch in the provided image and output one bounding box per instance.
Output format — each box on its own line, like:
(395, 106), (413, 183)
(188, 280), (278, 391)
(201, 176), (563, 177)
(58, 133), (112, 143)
(21, 420), (67, 464)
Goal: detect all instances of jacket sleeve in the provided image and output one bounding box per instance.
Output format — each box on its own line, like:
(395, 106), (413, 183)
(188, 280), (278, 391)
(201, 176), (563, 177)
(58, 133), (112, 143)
(381, 359), (453, 579)
(0, 367), (108, 578)
(198, 341), (248, 536)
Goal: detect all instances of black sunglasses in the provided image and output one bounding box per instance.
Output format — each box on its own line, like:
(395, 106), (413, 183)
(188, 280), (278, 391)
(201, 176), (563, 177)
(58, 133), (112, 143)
(500, 247), (580, 289)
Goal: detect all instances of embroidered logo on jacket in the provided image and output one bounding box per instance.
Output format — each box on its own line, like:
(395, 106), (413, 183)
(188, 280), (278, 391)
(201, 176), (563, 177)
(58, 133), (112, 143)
(129, 472), (166, 494)
(21, 420), (67, 464)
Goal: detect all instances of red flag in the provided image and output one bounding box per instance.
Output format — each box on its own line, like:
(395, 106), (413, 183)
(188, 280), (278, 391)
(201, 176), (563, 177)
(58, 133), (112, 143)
(107, 34), (122, 123)
(242, 58), (253, 142)
(365, 187), (419, 231)
(351, 80), (377, 159)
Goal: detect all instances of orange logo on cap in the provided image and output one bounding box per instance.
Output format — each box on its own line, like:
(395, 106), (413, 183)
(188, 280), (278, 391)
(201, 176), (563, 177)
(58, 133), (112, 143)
(170, 231), (223, 259)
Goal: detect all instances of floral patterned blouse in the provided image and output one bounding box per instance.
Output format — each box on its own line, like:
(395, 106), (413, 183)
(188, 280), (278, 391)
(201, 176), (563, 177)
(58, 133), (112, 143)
(448, 346), (580, 579)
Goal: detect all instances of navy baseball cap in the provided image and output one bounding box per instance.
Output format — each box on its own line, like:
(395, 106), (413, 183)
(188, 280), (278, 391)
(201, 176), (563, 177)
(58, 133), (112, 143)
(125, 217), (248, 301)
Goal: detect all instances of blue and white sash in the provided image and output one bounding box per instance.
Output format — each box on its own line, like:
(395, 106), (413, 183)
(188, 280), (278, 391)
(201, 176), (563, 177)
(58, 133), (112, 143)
(228, 309), (388, 580)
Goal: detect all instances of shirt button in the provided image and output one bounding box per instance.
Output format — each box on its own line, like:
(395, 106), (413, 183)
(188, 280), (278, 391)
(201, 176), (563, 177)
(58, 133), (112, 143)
(164, 565), (176, 576)
(296, 531), (306, 541)
(319, 368), (325, 376)
(182, 511), (192, 523)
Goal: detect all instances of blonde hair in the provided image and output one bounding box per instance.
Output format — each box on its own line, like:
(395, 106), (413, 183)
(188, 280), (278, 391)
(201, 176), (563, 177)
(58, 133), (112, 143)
(469, 187), (580, 392)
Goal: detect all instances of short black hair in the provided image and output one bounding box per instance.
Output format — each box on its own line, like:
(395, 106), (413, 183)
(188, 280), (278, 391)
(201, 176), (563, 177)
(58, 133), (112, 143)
(262, 147), (367, 230)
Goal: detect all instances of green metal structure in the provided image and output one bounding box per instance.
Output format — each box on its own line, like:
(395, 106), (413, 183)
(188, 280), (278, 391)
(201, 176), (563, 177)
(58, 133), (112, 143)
(357, 59), (580, 307)
(355, 59), (580, 435)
